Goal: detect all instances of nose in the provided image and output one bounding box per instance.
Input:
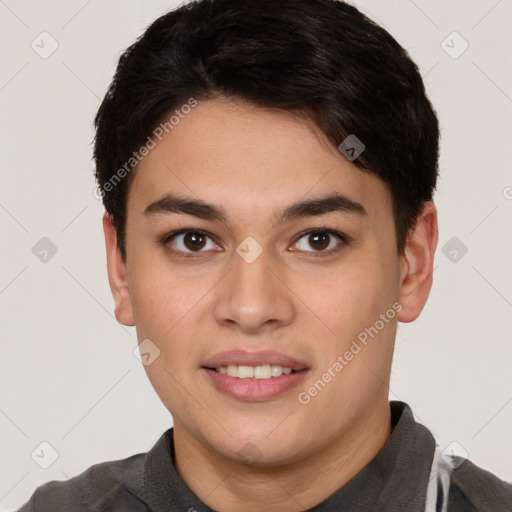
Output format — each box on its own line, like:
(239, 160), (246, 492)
(213, 243), (296, 335)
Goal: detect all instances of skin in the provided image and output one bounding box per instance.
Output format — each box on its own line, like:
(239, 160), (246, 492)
(103, 98), (438, 511)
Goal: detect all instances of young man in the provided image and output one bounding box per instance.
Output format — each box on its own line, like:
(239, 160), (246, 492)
(18, 0), (512, 510)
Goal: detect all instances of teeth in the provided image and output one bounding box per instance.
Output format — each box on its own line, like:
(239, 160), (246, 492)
(238, 365), (254, 379)
(254, 364), (271, 379)
(271, 365), (282, 377)
(227, 365), (239, 377)
(215, 364), (294, 379)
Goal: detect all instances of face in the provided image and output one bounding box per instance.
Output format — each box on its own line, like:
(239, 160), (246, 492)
(104, 98), (437, 467)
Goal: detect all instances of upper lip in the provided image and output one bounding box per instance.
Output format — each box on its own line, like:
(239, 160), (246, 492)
(202, 350), (309, 371)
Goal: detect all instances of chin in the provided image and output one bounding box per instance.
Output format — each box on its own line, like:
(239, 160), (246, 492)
(218, 428), (305, 467)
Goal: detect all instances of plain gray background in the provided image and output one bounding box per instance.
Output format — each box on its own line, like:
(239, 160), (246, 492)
(1, 0), (511, 510)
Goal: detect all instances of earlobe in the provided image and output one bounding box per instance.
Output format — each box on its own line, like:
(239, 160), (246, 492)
(397, 202), (438, 323)
(103, 213), (135, 326)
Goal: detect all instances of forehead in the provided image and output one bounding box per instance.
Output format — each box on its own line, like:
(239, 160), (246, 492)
(127, 99), (392, 224)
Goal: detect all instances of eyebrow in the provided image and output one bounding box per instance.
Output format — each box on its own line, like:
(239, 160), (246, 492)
(144, 192), (366, 224)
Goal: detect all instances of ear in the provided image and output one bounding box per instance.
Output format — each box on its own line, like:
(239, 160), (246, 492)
(103, 213), (135, 326)
(397, 202), (438, 323)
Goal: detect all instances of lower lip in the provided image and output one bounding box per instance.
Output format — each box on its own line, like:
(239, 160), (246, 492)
(202, 368), (309, 402)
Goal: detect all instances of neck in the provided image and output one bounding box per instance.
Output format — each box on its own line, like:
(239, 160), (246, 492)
(173, 399), (392, 512)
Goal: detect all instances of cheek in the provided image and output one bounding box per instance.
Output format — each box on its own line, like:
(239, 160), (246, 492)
(129, 268), (202, 411)
(129, 278), (168, 336)
(318, 254), (399, 337)
(304, 267), (398, 404)
(128, 257), (212, 365)
(128, 251), (186, 332)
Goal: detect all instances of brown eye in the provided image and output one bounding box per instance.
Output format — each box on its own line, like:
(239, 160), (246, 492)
(183, 232), (207, 251)
(167, 230), (219, 254)
(293, 229), (346, 253)
(307, 232), (330, 251)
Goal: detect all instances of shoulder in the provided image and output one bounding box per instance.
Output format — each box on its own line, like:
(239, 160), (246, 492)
(449, 456), (512, 512)
(16, 452), (148, 512)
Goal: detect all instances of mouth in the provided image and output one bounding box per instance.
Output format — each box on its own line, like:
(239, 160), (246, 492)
(201, 350), (310, 402)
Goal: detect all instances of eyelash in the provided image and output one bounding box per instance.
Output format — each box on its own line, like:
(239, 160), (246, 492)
(160, 227), (350, 259)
